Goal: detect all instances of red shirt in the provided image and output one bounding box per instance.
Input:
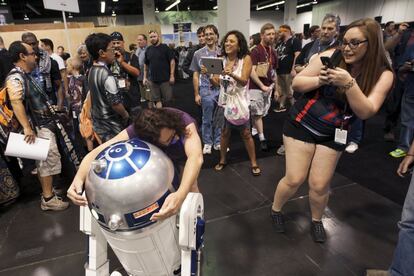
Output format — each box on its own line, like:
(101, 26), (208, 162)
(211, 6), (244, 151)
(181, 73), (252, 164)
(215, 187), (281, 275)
(249, 44), (277, 90)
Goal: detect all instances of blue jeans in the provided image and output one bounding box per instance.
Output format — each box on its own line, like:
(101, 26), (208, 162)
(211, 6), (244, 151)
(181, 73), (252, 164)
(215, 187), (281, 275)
(398, 86), (414, 151)
(348, 118), (364, 144)
(390, 173), (414, 276)
(201, 95), (221, 146)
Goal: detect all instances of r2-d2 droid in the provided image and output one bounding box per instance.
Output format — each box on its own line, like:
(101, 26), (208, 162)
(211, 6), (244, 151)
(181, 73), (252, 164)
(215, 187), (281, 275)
(79, 138), (205, 276)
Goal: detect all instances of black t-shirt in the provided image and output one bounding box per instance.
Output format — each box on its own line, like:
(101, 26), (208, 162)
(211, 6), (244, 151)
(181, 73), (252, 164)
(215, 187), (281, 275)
(276, 37), (302, 74)
(49, 58), (62, 105)
(0, 49), (13, 87)
(145, 43), (174, 83)
(295, 40), (316, 66)
(111, 51), (140, 87)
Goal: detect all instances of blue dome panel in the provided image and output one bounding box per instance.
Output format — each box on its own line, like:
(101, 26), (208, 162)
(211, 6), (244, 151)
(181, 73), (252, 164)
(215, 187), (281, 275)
(129, 149), (150, 169)
(129, 138), (150, 150)
(108, 159), (136, 179)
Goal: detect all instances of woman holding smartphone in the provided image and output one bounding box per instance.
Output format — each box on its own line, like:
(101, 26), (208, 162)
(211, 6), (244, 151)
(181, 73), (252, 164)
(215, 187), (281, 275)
(271, 18), (394, 242)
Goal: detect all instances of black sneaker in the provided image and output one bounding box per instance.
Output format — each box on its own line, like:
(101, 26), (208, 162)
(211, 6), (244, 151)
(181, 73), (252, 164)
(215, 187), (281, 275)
(271, 210), (285, 233)
(260, 140), (268, 151)
(310, 220), (326, 243)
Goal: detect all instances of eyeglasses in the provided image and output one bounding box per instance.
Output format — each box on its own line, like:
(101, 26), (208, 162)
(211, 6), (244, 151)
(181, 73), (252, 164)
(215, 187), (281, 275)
(341, 39), (368, 50)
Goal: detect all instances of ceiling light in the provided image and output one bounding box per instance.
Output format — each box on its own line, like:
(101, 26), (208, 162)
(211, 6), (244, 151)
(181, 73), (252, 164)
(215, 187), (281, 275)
(113, 0), (119, 2)
(213, 5), (217, 10)
(187, 6), (190, 11)
(297, 2), (314, 8)
(100, 1), (106, 14)
(0, 0), (7, 6)
(112, 10), (116, 17)
(23, 14), (29, 21)
(165, 0), (180, 11)
(275, 5), (279, 10)
(68, 13), (73, 18)
(256, 1), (285, 11)
(155, 7), (159, 13)
(313, 0), (318, 3)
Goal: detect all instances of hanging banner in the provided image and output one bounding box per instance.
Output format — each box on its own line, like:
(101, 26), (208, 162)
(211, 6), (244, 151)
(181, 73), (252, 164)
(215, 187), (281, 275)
(43, 0), (80, 13)
(173, 22), (191, 33)
(0, 7), (13, 25)
(97, 16), (117, 27)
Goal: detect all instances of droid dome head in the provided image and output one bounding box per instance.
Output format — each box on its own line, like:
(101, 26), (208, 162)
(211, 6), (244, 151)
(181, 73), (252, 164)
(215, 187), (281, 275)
(85, 138), (178, 232)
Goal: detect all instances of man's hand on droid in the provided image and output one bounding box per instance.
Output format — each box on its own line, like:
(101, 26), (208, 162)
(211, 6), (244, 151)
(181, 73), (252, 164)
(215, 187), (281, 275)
(150, 192), (185, 221)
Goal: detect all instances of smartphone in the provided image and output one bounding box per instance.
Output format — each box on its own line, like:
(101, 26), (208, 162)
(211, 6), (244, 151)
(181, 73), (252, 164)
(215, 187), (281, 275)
(320, 56), (334, 69)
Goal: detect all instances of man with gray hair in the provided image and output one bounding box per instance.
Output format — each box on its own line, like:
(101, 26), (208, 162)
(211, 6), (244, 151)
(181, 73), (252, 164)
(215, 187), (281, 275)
(295, 14), (341, 73)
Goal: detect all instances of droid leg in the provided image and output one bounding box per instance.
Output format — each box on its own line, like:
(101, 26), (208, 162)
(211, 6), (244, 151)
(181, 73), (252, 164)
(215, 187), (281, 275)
(179, 193), (205, 276)
(80, 205), (110, 276)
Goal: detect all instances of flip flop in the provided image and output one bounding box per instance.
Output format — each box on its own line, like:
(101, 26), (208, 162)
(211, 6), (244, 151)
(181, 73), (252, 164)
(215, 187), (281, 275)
(251, 166), (261, 176)
(214, 162), (227, 171)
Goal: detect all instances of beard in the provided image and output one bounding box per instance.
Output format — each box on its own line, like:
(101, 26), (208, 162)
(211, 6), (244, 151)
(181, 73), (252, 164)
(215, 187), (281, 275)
(151, 39), (159, 45)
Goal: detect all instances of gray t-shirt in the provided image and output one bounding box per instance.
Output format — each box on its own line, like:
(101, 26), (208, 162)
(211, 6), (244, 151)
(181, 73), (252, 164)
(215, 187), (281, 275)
(189, 46), (220, 98)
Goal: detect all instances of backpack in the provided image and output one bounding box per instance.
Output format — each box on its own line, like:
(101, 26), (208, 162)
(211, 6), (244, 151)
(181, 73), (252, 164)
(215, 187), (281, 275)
(79, 91), (102, 145)
(0, 82), (21, 143)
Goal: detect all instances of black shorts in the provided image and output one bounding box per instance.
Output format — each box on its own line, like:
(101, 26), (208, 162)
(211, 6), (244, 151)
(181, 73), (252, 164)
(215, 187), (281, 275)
(283, 118), (346, 152)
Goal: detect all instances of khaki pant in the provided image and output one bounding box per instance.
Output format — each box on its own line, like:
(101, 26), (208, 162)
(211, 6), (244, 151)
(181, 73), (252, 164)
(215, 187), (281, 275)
(35, 127), (61, 177)
(139, 81), (151, 101)
(276, 74), (294, 107)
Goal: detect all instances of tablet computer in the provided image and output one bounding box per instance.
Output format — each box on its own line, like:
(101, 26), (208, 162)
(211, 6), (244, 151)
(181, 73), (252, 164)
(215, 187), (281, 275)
(201, 57), (223, 74)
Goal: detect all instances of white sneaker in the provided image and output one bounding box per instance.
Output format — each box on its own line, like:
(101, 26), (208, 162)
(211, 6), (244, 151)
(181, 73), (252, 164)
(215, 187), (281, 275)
(251, 127), (258, 136)
(213, 144), (221, 151)
(203, 144), (212, 154)
(41, 195), (69, 211)
(276, 145), (285, 156)
(345, 142), (359, 153)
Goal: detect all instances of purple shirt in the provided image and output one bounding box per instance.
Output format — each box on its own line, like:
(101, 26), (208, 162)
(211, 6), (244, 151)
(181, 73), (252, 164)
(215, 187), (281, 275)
(126, 108), (196, 163)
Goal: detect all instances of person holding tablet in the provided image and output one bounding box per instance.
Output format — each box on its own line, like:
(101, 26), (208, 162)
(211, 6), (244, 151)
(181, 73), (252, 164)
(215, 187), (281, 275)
(190, 24), (222, 154)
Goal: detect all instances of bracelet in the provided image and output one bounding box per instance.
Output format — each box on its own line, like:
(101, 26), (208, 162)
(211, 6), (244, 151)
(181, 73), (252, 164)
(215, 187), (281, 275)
(338, 78), (355, 93)
(407, 154), (414, 157)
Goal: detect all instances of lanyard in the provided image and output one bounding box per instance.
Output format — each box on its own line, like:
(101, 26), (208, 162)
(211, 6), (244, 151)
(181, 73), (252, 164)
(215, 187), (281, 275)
(259, 43), (272, 64)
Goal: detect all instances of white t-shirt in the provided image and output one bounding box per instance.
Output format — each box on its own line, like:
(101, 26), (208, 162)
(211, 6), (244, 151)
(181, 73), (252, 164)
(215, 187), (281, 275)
(51, 53), (66, 70)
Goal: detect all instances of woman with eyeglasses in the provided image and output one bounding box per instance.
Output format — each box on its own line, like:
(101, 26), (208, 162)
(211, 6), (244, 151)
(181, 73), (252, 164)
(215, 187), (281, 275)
(271, 18), (394, 243)
(67, 107), (203, 221)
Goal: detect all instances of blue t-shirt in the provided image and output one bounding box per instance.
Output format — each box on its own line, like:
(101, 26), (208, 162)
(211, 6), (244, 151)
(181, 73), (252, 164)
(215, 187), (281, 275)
(189, 46), (221, 98)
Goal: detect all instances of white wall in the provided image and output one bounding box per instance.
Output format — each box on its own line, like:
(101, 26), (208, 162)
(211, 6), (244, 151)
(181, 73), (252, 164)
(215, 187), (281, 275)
(312, 0), (414, 26)
(250, 11), (284, 34)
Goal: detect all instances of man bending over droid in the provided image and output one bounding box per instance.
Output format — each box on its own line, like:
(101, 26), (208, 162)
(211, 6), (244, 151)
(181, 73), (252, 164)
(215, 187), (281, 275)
(67, 107), (203, 221)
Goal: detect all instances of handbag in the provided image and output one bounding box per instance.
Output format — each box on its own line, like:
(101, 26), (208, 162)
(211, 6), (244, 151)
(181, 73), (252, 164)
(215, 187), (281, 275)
(28, 76), (81, 170)
(255, 44), (273, 78)
(256, 62), (270, 78)
(224, 90), (250, 126)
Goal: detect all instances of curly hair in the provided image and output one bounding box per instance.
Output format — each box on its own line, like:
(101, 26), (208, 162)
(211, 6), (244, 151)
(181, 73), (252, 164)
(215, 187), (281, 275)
(133, 108), (186, 145)
(220, 30), (249, 59)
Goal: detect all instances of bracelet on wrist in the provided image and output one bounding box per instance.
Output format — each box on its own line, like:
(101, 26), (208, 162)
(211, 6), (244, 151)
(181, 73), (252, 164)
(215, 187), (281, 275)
(338, 78), (355, 93)
(407, 154), (414, 157)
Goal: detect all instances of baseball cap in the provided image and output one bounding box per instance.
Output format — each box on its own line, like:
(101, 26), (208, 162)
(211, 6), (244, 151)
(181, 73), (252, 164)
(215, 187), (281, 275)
(110, 32), (124, 41)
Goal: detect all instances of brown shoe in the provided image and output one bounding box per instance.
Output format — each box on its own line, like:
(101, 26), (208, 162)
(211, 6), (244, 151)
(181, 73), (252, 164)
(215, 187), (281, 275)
(366, 269), (390, 276)
(41, 195), (69, 211)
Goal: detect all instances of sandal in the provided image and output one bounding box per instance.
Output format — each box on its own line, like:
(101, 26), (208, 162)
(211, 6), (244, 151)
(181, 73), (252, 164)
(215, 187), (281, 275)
(214, 162), (227, 171)
(251, 166), (261, 176)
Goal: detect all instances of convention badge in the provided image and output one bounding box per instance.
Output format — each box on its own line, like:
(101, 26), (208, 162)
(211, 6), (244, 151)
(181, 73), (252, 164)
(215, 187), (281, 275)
(334, 128), (347, 145)
(72, 110), (77, 119)
(118, 78), (126, 88)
